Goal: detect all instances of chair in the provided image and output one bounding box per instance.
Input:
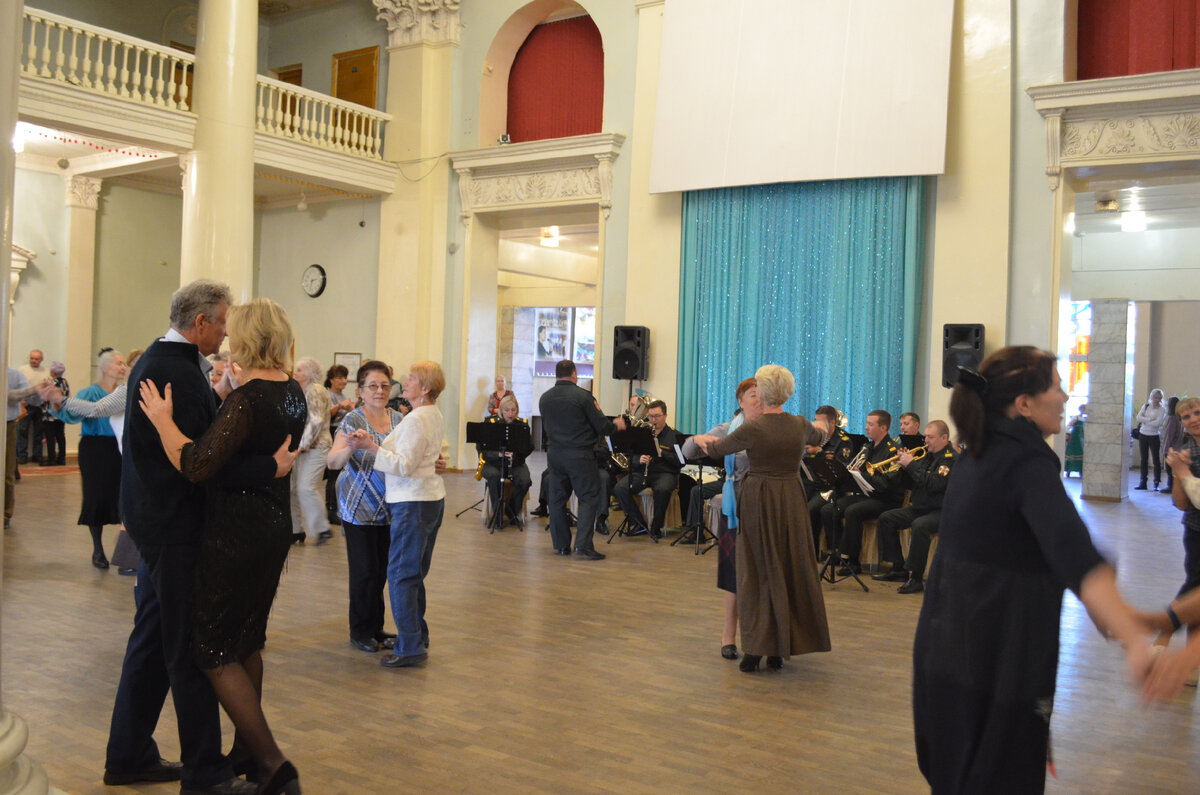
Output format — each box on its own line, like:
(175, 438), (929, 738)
(483, 478), (526, 533)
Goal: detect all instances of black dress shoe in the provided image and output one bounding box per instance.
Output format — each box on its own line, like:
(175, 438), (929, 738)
(351, 635), (380, 653)
(291, 533), (305, 544)
(530, 505), (549, 517)
(739, 654), (761, 673)
(898, 578), (925, 595)
(316, 529), (334, 545)
(381, 651), (428, 668)
(118, 566), (137, 576)
(649, 527), (664, 540)
(766, 656), (783, 671)
(258, 760), (300, 795)
(103, 758), (184, 785)
(180, 776), (258, 794)
(92, 550), (109, 570)
(872, 570), (907, 582)
(375, 631), (397, 650)
(721, 644), (739, 660)
(574, 548), (606, 560)
(555, 548), (572, 556)
(595, 521), (610, 536)
(1135, 483), (1148, 490)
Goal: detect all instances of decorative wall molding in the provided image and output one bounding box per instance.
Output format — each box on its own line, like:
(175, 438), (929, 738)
(1028, 69), (1200, 189)
(66, 175), (102, 210)
(451, 133), (625, 221)
(373, 0), (461, 48)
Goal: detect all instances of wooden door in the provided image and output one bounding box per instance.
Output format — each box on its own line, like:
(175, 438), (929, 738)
(332, 46), (378, 109)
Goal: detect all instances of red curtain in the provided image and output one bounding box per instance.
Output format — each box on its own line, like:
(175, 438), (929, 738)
(507, 16), (603, 143)
(1078, 0), (1200, 79)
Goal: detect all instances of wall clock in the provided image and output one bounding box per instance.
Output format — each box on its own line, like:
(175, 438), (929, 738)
(302, 263), (327, 298)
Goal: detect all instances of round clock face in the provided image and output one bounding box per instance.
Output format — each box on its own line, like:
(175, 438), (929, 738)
(302, 264), (326, 298)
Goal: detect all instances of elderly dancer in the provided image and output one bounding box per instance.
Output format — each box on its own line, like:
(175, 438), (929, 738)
(912, 347), (1150, 792)
(347, 361), (447, 668)
(695, 365), (830, 673)
(291, 357), (333, 544)
(682, 377), (760, 661)
(326, 360), (404, 653)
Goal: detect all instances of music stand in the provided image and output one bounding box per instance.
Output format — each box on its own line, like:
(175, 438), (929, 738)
(808, 453), (869, 592)
(465, 421), (531, 533)
(606, 424), (658, 543)
(672, 441), (723, 554)
(899, 434), (924, 450)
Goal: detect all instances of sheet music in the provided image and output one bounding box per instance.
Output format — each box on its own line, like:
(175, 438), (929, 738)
(850, 470), (874, 495)
(673, 443), (685, 464)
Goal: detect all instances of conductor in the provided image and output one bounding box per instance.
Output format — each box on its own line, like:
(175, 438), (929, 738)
(539, 360), (626, 560)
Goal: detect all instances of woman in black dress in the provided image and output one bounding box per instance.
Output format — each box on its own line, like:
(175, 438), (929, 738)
(139, 298), (305, 795)
(912, 346), (1150, 793)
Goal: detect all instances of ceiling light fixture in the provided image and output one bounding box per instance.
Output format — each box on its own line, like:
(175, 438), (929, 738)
(540, 225), (560, 247)
(296, 193), (308, 212)
(1121, 210), (1147, 233)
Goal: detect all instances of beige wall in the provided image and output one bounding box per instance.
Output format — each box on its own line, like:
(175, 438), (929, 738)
(1146, 301), (1200, 399)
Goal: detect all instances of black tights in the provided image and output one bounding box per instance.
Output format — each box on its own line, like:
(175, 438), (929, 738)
(206, 651), (286, 782)
(89, 524), (104, 555)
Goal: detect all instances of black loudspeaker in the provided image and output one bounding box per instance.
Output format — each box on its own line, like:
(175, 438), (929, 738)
(613, 325), (649, 381)
(942, 323), (985, 388)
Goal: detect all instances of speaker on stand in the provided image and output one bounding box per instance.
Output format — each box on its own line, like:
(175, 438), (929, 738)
(613, 326), (649, 381)
(942, 323), (985, 387)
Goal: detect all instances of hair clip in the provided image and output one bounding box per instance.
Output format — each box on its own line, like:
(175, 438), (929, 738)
(957, 366), (990, 398)
(97, 346), (114, 356)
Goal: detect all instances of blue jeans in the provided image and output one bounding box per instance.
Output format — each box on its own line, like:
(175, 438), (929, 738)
(386, 499), (444, 657)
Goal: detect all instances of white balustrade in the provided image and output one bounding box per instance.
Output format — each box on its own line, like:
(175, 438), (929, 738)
(256, 76), (389, 160)
(22, 7), (194, 110)
(21, 7), (390, 161)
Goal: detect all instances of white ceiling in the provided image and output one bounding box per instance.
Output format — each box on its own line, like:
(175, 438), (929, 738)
(1074, 180), (1200, 236)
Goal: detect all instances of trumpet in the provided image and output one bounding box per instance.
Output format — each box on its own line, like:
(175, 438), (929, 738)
(864, 446), (927, 476)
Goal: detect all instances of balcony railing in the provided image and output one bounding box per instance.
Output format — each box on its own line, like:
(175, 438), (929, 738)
(21, 7), (390, 161)
(22, 7), (194, 110)
(256, 76), (388, 160)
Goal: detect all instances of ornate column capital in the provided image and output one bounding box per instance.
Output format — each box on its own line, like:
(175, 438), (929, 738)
(66, 175), (102, 210)
(373, 0), (461, 48)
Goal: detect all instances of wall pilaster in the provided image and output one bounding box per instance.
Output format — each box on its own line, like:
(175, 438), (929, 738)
(1082, 299), (1134, 501)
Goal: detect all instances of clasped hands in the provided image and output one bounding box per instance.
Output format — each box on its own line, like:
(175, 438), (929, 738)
(35, 380), (64, 408)
(1166, 448), (1192, 480)
(342, 427), (378, 453)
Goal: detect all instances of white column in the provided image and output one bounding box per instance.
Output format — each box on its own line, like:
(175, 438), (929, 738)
(1082, 299), (1134, 501)
(0, 0), (53, 790)
(179, 0), (257, 301)
(63, 176), (101, 456)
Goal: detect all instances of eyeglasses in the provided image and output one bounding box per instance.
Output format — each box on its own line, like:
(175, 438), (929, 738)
(362, 383), (391, 392)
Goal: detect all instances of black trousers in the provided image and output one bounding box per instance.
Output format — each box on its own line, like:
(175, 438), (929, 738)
(614, 471), (677, 532)
(1139, 434), (1162, 485)
(597, 466), (615, 523)
(16, 405), (43, 462)
(343, 520), (390, 641)
(548, 449), (600, 552)
(876, 506), (942, 579)
(685, 479), (723, 527)
(482, 461), (532, 520)
(106, 542), (232, 787)
(43, 420), (66, 464)
(808, 493), (829, 554)
(821, 495), (895, 564)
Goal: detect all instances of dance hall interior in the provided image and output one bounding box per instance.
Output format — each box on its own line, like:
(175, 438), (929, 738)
(2, 0), (1200, 792)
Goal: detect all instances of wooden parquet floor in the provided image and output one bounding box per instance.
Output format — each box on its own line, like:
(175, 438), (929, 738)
(5, 458), (1200, 794)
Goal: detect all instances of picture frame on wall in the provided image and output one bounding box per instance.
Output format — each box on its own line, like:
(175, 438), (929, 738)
(333, 352), (362, 373)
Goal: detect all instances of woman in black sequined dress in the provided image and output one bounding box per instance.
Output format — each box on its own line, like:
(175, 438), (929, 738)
(139, 298), (305, 795)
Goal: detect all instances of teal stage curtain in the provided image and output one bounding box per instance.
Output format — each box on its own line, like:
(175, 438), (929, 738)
(677, 177), (926, 435)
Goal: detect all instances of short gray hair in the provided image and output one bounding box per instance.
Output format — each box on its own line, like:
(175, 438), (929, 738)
(170, 279), (233, 332)
(209, 351), (230, 363)
(98, 348), (122, 372)
(294, 356), (323, 385)
(754, 364), (795, 408)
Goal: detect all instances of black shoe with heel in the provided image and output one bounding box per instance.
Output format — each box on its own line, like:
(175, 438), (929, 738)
(721, 644), (739, 660)
(259, 761), (300, 795)
(739, 654), (761, 673)
(766, 656), (782, 671)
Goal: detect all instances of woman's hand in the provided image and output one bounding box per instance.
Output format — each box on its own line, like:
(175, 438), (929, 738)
(691, 434), (718, 453)
(1143, 644), (1200, 702)
(138, 379), (173, 426)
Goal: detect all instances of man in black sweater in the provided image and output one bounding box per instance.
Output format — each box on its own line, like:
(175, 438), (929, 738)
(538, 360), (625, 559)
(104, 280), (294, 794)
(613, 399), (682, 540)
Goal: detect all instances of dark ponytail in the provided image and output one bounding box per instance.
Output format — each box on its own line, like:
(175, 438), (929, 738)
(950, 345), (1057, 457)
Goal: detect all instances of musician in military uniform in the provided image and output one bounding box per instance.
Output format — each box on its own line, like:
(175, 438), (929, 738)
(820, 409), (906, 574)
(806, 405), (855, 556)
(613, 399), (682, 539)
(539, 360), (626, 559)
(873, 420), (956, 594)
(476, 394), (535, 527)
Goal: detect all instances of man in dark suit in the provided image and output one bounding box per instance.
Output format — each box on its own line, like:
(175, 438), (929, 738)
(538, 360), (625, 560)
(104, 280), (294, 794)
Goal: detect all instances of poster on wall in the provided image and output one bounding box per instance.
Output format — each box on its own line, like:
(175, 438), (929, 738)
(573, 307), (595, 378)
(535, 307), (570, 366)
(532, 307), (595, 378)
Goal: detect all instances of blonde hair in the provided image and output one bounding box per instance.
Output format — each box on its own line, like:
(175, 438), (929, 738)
(498, 393), (519, 413)
(227, 299), (293, 371)
(1178, 396), (1200, 415)
(754, 364), (794, 408)
(409, 361), (446, 402)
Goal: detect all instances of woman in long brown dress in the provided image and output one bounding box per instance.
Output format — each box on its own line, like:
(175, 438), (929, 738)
(696, 364), (831, 673)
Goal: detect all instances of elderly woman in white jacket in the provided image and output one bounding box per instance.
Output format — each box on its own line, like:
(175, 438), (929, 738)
(346, 360), (446, 670)
(292, 357), (333, 544)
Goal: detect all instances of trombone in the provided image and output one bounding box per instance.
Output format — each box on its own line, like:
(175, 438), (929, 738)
(863, 446), (927, 476)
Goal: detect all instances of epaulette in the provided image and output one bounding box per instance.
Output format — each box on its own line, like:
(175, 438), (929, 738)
(884, 439), (898, 452)
(943, 450), (954, 458)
